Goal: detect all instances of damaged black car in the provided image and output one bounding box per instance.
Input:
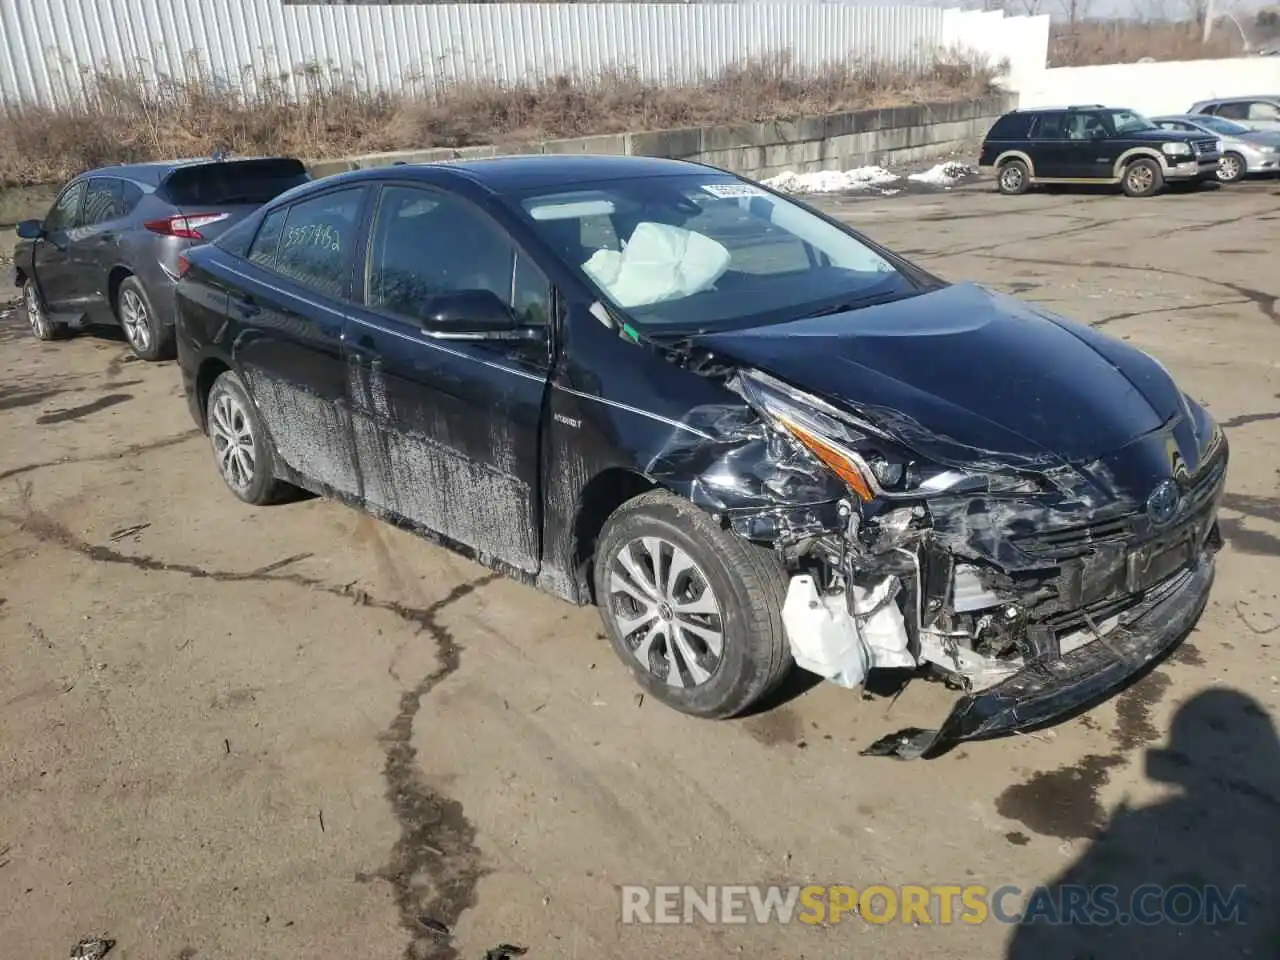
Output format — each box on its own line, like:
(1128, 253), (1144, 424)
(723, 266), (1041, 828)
(173, 155), (1226, 759)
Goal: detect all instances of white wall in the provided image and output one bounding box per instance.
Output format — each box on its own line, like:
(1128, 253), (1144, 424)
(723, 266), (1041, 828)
(1015, 57), (1280, 117)
(942, 8), (1050, 92)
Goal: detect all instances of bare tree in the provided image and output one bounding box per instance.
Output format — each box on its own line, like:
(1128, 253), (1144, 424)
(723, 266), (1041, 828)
(1056, 0), (1093, 26)
(1010, 0), (1045, 15)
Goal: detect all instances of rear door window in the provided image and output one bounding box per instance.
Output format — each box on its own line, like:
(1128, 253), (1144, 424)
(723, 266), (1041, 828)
(1215, 101), (1249, 120)
(82, 178), (125, 226)
(158, 159), (310, 208)
(1030, 113), (1066, 140)
(272, 187), (366, 299)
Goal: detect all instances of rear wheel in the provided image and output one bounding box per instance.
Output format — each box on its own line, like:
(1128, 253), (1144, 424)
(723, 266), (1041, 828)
(1217, 152), (1245, 184)
(1122, 158), (1163, 197)
(206, 370), (287, 506)
(997, 159), (1030, 196)
(592, 490), (792, 719)
(117, 276), (174, 361)
(22, 279), (68, 341)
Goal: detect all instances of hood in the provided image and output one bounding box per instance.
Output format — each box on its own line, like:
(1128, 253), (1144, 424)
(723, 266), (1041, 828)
(1125, 128), (1199, 142)
(692, 283), (1185, 470)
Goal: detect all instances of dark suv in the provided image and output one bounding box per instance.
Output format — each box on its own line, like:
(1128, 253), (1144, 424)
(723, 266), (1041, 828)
(979, 105), (1222, 198)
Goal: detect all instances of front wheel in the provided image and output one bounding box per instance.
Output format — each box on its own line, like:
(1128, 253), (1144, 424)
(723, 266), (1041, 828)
(22, 279), (68, 341)
(1217, 152), (1245, 184)
(1122, 158), (1164, 198)
(205, 371), (288, 506)
(592, 490), (792, 719)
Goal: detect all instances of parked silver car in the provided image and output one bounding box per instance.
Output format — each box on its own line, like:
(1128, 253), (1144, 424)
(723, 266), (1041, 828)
(11, 156), (310, 360)
(1187, 96), (1280, 133)
(1152, 114), (1280, 182)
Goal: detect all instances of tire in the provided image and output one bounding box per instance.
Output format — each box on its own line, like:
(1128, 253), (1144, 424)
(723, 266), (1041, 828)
(1217, 152), (1245, 184)
(592, 489), (792, 719)
(997, 159), (1030, 196)
(22, 279), (68, 341)
(205, 370), (287, 506)
(1121, 157), (1163, 198)
(116, 275), (175, 361)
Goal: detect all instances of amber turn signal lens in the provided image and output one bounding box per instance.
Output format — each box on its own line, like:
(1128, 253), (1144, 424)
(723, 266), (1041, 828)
(781, 419), (875, 502)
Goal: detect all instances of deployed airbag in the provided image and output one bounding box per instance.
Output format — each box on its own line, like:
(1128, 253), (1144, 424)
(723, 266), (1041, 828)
(582, 222), (731, 308)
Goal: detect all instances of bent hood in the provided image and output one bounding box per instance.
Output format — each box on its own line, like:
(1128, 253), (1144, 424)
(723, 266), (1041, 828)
(692, 282), (1185, 470)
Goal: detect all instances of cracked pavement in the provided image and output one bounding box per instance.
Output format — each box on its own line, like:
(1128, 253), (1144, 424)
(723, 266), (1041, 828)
(3, 179), (1280, 959)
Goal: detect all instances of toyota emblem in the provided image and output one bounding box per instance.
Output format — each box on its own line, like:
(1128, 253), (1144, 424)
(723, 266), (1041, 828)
(1146, 479), (1181, 527)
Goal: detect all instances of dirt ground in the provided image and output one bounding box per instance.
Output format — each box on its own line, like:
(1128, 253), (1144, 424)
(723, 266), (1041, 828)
(3, 178), (1280, 960)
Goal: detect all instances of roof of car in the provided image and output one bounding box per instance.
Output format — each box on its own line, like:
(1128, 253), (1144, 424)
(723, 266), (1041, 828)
(1192, 95), (1280, 104)
(1006, 104), (1110, 113)
(331, 153), (714, 193)
(81, 155), (302, 185)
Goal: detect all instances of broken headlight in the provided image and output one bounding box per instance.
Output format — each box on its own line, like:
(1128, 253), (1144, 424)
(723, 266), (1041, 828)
(734, 369), (996, 502)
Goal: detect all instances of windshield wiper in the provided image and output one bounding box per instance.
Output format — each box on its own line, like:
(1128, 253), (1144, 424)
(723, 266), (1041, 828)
(792, 289), (916, 320)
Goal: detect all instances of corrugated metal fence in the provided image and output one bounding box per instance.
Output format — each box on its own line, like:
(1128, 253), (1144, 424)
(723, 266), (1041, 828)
(0, 0), (1043, 107)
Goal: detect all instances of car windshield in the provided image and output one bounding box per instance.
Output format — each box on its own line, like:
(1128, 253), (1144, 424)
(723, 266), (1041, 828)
(510, 173), (920, 334)
(1104, 109), (1158, 134)
(1195, 115), (1250, 136)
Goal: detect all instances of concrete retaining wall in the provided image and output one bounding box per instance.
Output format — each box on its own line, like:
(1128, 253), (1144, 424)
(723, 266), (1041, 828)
(0, 94), (1012, 261)
(307, 93), (1016, 183)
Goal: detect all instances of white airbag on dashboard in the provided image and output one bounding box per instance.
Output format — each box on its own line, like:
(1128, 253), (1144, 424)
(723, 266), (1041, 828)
(582, 222), (731, 308)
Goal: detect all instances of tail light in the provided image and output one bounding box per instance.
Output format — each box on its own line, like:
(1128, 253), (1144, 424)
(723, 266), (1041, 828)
(176, 255), (191, 279)
(144, 213), (230, 239)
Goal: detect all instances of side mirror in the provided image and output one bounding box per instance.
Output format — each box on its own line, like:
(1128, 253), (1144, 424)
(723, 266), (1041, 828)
(15, 219), (44, 240)
(419, 289), (526, 338)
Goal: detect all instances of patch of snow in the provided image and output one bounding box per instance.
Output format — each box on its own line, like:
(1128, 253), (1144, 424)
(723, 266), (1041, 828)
(907, 162), (977, 187)
(762, 166), (901, 195)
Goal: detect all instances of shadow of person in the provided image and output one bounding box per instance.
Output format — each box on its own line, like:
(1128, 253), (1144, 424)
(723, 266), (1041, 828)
(1006, 688), (1280, 959)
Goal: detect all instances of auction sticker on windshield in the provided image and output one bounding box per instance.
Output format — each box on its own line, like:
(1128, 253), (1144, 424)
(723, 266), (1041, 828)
(702, 183), (768, 198)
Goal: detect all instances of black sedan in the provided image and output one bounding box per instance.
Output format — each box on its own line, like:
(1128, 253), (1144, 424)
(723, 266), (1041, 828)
(12, 155), (308, 360)
(173, 155), (1226, 758)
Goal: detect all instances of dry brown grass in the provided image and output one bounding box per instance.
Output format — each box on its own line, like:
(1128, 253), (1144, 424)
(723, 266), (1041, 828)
(0, 51), (999, 188)
(1049, 21), (1245, 66)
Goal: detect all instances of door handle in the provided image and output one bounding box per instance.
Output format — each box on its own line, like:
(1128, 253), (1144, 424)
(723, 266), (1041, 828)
(230, 294), (260, 318)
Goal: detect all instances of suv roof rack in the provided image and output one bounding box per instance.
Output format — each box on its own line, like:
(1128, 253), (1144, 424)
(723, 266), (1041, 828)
(1013, 104), (1107, 113)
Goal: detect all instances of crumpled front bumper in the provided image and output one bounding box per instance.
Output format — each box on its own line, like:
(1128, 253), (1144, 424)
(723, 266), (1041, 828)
(863, 535), (1219, 760)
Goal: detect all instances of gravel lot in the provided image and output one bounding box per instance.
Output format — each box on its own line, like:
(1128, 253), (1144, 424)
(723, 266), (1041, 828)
(3, 178), (1279, 960)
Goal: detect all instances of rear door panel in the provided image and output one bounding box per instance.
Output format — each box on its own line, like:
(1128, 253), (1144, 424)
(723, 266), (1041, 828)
(222, 185), (369, 499)
(1028, 113), (1071, 177)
